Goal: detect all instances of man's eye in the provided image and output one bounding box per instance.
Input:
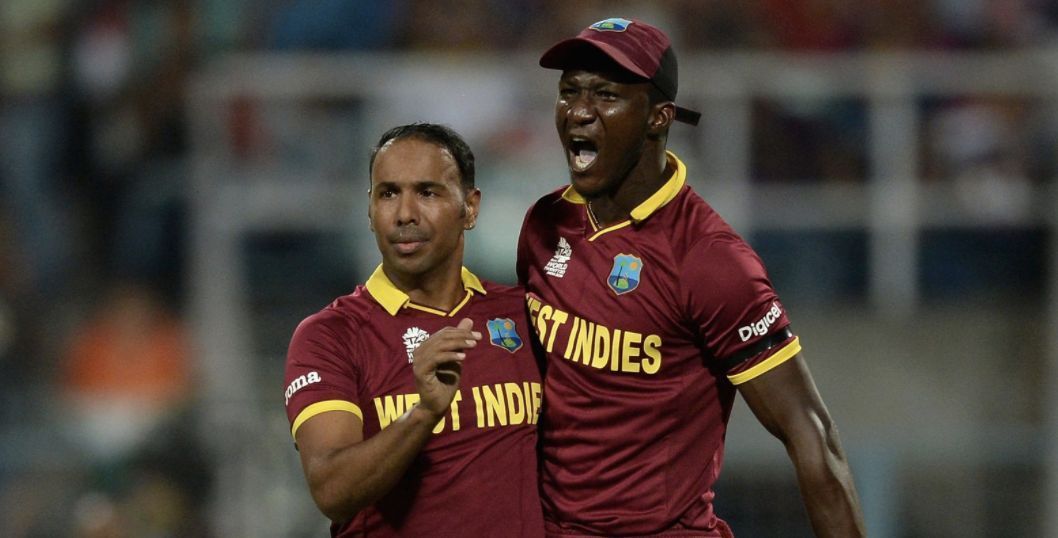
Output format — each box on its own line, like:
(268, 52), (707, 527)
(420, 189), (437, 197)
(379, 190), (397, 198)
(597, 91), (617, 100)
(559, 88), (577, 99)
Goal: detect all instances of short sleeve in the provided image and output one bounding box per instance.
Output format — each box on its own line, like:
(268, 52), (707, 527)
(283, 310), (363, 439)
(683, 235), (799, 384)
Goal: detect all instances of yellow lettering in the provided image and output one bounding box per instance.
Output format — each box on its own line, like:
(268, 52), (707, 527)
(472, 386), (484, 428)
(527, 296), (541, 317)
(621, 331), (642, 373)
(522, 382), (533, 424)
(449, 391), (462, 432)
(546, 310), (568, 353)
(530, 382), (542, 424)
(591, 324), (611, 369)
(642, 334), (662, 374)
(536, 305), (553, 347)
(527, 299), (663, 377)
(572, 319), (594, 365)
(504, 382), (526, 425)
(374, 395), (405, 429)
(563, 316), (579, 359)
(482, 384), (508, 427)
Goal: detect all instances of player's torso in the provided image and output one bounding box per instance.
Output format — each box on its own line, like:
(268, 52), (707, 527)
(353, 306), (542, 446)
(521, 193), (727, 410)
(339, 291), (544, 537)
(518, 192), (735, 535)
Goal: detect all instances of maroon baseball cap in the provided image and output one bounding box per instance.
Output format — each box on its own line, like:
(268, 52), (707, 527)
(540, 17), (701, 126)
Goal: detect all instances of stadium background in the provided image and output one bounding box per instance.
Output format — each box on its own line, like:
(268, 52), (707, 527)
(1, 1), (1056, 536)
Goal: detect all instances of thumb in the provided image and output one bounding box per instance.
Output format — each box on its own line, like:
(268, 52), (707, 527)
(456, 317), (474, 331)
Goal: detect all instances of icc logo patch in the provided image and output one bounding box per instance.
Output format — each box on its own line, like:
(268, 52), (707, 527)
(607, 253), (643, 295)
(590, 18), (632, 32)
(486, 318), (523, 353)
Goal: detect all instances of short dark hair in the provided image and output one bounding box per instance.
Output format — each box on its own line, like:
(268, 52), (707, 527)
(369, 123), (475, 192)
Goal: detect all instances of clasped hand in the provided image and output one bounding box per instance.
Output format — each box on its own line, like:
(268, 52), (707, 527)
(411, 318), (481, 418)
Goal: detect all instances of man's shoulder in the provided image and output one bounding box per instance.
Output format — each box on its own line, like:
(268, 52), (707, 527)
(474, 280), (529, 313)
(525, 185), (575, 219)
(296, 286), (374, 335)
(662, 186), (740, 243)
(479, 279), (524, 297)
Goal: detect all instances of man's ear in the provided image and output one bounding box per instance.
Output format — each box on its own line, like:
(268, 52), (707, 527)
(367, 191), (374, 231)
(647, 100), (672, 134)
(463, 188), (481, 230)
(649, 101), (675, 137)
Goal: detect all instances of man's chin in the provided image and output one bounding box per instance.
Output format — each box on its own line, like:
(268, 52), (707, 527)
(569, 173), (607, 199)
(382, 254), (426, 279)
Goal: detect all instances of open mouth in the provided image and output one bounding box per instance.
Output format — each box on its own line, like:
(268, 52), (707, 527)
(568, 138), (598, 173)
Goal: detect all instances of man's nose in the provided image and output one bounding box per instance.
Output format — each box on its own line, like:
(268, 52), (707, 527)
(567, 95), (596, 124)
(396, 194), (418, 225)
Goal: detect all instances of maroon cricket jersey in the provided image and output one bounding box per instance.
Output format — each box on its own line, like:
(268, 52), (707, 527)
(516, 152), (800, 536)
(284, 266), (545, 537)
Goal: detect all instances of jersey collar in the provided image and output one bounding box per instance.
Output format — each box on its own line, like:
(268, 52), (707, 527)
(560, 150), (687, 224)
(365, 264), (487, 316)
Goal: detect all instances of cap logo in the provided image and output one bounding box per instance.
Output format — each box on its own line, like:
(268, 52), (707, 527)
(589, 18), (632, 32)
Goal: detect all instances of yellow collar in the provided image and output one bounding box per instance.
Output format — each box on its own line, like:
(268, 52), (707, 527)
(561, 151), (687, 224)
(365, 265), (486, 316)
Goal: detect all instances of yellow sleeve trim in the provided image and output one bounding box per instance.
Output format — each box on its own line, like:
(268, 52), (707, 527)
(291, 400), (363, 440)
(727, 337), (801, 385)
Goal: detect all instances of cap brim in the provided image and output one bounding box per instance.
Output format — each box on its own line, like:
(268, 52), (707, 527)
(539, 38), (652, 79)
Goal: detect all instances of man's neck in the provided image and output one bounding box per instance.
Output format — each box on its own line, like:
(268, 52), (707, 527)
(588, 148), (670, 227)
(384, 260), (466, 312)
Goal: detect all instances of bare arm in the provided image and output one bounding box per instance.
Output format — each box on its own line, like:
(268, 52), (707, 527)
(294, 318), (481, 522)
(737, 354), (866, 537)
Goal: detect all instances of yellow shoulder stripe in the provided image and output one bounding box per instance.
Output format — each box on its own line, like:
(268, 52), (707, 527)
(727, 337), (801, 385)
(291, 400), (363, 440)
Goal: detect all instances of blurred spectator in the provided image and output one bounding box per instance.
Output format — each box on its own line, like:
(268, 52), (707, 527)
(69, 421), (212, 538)
(68, 0), (195, 295)
(757, 0), (862, 50)
(0, 0), (77, 299)
(933, 0), (1053, 48)
(267, 0), (404, 50)
(752, 98), (868, 183)
(673, 0), (768, 49)
(60, 282), (191, 462)
(926, 98), (1033, 223)
(401, 0), (506, 50)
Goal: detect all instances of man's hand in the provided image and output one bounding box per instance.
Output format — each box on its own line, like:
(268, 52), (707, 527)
(412, 318), (481, 418)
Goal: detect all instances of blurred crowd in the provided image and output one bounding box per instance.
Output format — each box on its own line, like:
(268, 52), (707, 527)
(2, 0), (1057, 536)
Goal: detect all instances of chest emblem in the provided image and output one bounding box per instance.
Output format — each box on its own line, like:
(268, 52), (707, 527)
(545, 237), (572, 278)
(607, 253), (643, 295)
(402, 326), (430, 363)
(486, 318), (523, 353)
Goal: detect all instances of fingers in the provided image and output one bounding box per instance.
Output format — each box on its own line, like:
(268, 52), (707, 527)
(412, 320), (483, 375)
(412, 321), (480, 415)
(435, 361), (462, 386)
(425, 320), (482, 351)
(456, 317), (474, 331)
